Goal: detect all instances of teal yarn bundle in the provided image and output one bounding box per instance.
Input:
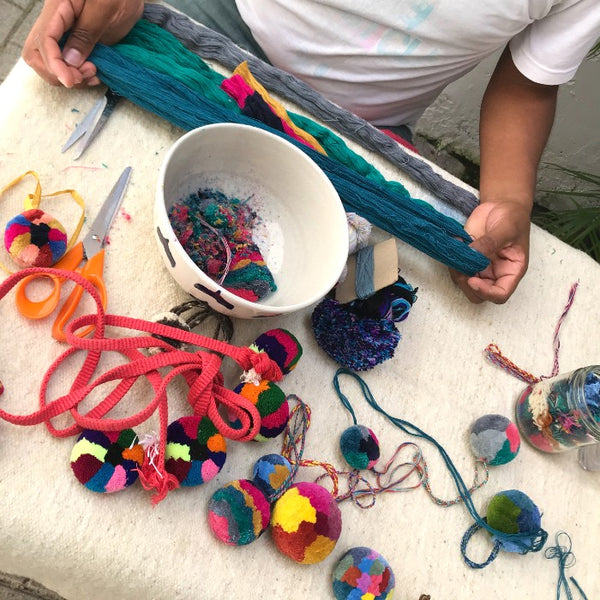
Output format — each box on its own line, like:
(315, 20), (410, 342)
(87, 21), (489, 276)
(144, 3), (480, 217)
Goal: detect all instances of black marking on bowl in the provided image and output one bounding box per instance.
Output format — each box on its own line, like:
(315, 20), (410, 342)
(156, 226), (175, 268)
(194, 283), (235, 310)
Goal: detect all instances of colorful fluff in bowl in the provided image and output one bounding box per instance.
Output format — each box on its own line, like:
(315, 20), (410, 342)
(155, 123), (349, 318)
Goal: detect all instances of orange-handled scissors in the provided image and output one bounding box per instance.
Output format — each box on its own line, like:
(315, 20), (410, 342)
(15, 166), (132, 342)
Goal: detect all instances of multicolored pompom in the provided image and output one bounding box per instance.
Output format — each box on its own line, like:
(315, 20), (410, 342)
(252, 453), (292, 499)
(332, 547), (395, 600)
(70, 428), (144, 493)
(312, 297), (401, 371)
(207, 479), (271, 546)
(233, 379), (289, 441)
(470, 414), (520, 466)
(340, 424), (380, 470)
(164, 415), (226, 486)
(486, 489), (542, 554)
(4, 208), (67, 268)
(270, 481), (342, 564)
(250, 328), (303, 375)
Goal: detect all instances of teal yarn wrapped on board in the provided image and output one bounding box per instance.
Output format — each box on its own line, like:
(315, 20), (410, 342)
(88, 22), (489, 276)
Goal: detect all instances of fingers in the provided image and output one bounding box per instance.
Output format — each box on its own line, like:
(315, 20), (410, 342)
(22, 0), (143, 87)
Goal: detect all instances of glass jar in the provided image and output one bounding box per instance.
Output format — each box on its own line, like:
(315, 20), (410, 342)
(515, 365), (600, 453)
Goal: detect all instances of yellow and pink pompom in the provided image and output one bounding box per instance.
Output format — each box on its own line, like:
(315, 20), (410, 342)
(165, 415), (227, 486)
(70, 428), (144, 493)
(4, 208), (67, 268)
(270, 481), (342, 564)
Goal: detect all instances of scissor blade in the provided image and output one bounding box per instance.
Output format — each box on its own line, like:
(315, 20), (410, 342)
(82, 166), (132, 258)
(72, 90), (120, 160)
(61, 94), (107, 154)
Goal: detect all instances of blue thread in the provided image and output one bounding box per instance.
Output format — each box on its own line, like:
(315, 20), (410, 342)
(332, 368), (548, 554)
(355, 246), (375, 300)
(545, 532), (589, 600)
(88, 41), (489, 276)
(460, 521), (502, 569)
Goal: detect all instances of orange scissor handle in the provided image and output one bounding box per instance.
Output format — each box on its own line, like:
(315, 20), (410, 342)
(52, 248), (107, 342)
(15, 242), (85, 319)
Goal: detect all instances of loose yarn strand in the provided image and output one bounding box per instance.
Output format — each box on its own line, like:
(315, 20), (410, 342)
(484, 281), (579, 382)
(332, 368), (547, 553)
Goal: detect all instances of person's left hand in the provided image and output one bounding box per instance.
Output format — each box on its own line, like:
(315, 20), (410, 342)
(450, 199), (531, 304)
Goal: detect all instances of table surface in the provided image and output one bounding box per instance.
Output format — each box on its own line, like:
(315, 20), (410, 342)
(0, 48), (599, 600)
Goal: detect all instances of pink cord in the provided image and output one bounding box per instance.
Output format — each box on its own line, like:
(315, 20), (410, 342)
(0, 267), (283, 503)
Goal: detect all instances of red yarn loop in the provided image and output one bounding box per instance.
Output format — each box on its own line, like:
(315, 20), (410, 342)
(0, 267), (285, 502)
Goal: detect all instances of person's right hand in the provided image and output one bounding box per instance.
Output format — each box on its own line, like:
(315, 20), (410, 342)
(22, 0), (144, 88)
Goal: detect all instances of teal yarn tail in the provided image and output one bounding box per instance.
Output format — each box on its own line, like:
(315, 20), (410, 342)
(90, 35), (489, 275)
(332, 368), (548, 555)
(545, 532), (589, 600)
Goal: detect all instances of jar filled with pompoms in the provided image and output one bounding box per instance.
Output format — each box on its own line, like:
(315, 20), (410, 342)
(515, 365), (600, 453)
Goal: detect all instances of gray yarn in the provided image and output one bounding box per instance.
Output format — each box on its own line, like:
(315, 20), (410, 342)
(143, 2), (479, 217)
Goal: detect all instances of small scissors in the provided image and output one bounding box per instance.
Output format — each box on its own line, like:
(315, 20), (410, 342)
(62, 89), (121, 160)
(15, 167), (132, 342)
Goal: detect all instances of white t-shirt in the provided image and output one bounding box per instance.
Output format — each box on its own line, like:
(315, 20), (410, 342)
(236, 0), (600, 125)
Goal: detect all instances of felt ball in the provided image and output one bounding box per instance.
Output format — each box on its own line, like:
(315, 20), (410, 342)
(233, 379), (289, 441)
(70, 429), (143, 493)
(4, 208), (67, 268)
(486, 489), (542, 554)
(332, 546), (395, 600)
(252, 453), (293, 499)
(250, 328), (303, 375)
(340, 425), (380, 470)
(271, 481), (342, 564)
(207, 479), (271, 546)
(165, 415), (226, 486)
(470, 414), (520, 465)
(312, 297), (400, 371)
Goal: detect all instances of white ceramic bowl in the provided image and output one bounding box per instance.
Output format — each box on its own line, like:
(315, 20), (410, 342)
(154, 123), (349, 318)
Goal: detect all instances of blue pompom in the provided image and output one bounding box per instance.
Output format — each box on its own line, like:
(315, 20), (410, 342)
(311, 298), (400, 371)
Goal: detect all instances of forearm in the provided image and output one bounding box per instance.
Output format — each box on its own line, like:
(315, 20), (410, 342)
(479, 46), (558, 211)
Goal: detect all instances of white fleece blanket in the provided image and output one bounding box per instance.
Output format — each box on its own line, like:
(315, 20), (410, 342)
(0, 56), (599, 600)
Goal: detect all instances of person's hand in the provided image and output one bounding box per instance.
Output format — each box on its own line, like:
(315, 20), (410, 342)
(22, 0), (143, 88)
(450, 199), (531, 304)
